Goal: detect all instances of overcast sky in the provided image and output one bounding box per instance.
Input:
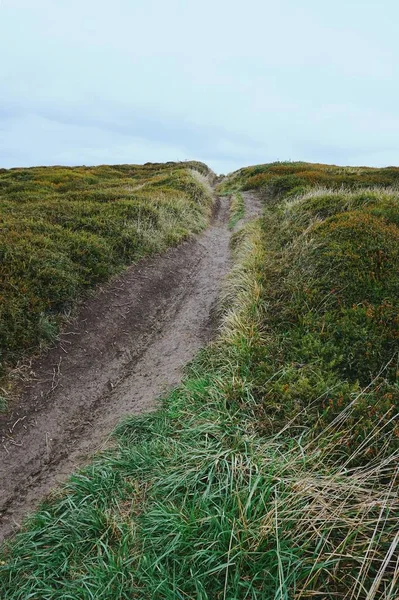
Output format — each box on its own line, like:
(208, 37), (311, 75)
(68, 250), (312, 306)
(1, 0), (398, 174)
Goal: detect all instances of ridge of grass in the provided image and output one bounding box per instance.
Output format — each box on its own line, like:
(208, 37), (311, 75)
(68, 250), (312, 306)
(1, 165), (398, 597)
(219, 161), (399, 199)
(0, 161), (214, 404)
(228, 192), (245, 229)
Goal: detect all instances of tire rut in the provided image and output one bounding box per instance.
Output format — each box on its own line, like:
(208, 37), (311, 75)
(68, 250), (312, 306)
(0, 191), (262, 542)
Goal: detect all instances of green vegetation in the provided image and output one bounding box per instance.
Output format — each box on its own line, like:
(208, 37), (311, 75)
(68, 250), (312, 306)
(228, 192), (245, 229)
(0, 161), (214, 394)
(0, 162), (398, 598)
(220, 160), (399, 199)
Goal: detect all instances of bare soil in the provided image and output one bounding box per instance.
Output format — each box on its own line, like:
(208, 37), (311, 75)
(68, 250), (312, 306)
(0, 192), (262, 542)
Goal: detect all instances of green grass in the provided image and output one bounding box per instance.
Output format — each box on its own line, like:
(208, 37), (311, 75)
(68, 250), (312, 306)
(0, 163), (398, 598)
(0, 161), (214, 395)
(251, 187), (399, 457)
(219, 161), (399, 198)
(228, 192), (245, 229)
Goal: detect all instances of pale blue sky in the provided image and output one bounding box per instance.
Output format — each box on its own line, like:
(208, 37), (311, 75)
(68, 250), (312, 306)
(1, 0), (398, 173)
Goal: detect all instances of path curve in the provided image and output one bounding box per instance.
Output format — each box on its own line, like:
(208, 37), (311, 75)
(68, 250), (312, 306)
(0, 191), (262, 542)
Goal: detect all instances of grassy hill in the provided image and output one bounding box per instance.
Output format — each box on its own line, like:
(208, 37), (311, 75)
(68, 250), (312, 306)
(0, 162), (398, 598)
(0, 162), (214, 405)
(221, 160), (399, 195)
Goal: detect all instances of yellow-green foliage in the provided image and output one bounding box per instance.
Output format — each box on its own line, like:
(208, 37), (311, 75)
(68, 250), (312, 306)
(220, 165), (399, 460)
(228, 192), (245, 229)
(220, 160), (399, 197)
(0, 162), (213, 380)
(236, 186), (399, 462)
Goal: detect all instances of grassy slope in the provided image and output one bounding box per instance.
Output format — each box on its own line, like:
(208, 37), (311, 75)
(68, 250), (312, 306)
(221, 160), (399, 195)
(0, 162), (214, 403)
(0, 163), (398, 598)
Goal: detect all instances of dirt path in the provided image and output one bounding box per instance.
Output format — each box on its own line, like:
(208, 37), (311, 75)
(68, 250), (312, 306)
(0, 191), (262, 542)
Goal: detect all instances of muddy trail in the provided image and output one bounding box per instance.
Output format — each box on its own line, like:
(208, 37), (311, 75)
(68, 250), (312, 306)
(0, 192), (262, 542)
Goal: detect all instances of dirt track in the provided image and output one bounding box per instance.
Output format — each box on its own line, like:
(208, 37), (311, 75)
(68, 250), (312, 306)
(0, 192), (262, 542)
